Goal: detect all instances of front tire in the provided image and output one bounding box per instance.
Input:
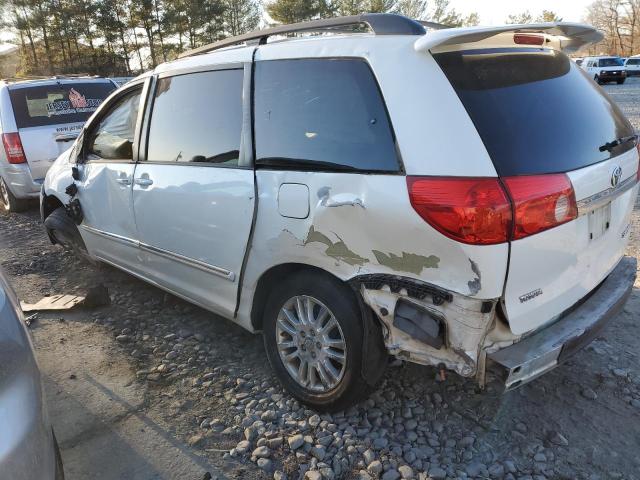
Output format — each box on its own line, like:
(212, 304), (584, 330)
(0, 177), (29, 213)
(44, 207), (91, 261)
(263, 271), (385, 411)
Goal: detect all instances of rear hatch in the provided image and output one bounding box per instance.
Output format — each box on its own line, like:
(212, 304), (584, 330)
(8, 81), (115, 180)
(434, 47), (638, 335)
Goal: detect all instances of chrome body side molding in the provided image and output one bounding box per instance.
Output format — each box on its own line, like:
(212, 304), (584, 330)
(80, 225), (235, 282)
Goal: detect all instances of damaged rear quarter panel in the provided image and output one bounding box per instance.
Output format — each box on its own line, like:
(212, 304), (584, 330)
(237, 172), (508, 331)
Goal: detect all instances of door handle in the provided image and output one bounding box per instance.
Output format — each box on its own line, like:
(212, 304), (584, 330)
(134, 177), (154, 187)
(116, 178), (132, 186)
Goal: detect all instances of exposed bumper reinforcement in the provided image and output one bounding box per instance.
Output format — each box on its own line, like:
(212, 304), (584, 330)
(489, 255), (637, 391)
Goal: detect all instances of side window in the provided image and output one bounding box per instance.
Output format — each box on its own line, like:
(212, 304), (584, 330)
(146, 69), (243, 165)
(88, 88), (141, 161)
(254, 58), (400, 172)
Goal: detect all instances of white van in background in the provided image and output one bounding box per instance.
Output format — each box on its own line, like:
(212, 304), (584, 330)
(581, 56), (627, 84)
(624, 56), (640, 77)
(0, 77), (116, 212)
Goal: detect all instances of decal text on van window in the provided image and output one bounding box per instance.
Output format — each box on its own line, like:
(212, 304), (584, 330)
(46, 89), (104, 117)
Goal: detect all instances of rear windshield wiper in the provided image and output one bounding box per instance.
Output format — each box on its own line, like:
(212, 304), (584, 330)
(599, 135), (638, 152)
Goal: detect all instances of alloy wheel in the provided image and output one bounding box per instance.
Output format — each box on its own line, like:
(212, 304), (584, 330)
(0, 180), (9, 210)
(275, 295), (347, 392)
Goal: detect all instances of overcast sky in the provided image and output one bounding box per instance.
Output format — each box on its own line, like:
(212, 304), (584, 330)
(450, 0), (593, 25)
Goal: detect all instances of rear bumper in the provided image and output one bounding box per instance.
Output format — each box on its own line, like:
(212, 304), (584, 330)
(489, 255), (637, 390)
(0, 164), (42, 199)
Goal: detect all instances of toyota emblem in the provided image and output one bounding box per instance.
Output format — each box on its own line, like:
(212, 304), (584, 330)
(611, 166), (623, 187)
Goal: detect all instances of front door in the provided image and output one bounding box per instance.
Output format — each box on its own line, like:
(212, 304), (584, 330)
(132, 67), (254, 318)
(77, 81), (147, 271)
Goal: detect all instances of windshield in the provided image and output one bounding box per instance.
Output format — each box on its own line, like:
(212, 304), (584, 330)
(9, 82), (116, 129)
(434, 48), (635, 176)
(599, 57), (624, 67)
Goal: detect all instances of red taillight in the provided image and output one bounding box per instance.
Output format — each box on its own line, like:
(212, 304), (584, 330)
(503, 174), (577, 240)
(514, 33), (544, 46)
(407, 177), (512, 245)
(408, 174), (578, 245)
(2, 132), (26, 164)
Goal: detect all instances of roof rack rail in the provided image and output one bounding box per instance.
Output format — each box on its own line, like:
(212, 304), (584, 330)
(178, 13), (427, 59)
(1, 73), (100, 84)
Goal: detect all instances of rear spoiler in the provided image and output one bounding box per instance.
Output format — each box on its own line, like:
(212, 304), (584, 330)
(415, 22), (603, 53)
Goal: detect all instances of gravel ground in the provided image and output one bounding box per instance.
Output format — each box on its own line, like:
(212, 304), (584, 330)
(1, 79), (640, 480)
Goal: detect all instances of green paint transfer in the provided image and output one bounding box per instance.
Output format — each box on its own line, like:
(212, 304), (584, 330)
(305, 226), (369, 266)
(372, 250), (440, 275)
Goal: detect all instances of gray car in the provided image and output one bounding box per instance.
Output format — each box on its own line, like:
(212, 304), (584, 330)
(0, 268), (63, 479)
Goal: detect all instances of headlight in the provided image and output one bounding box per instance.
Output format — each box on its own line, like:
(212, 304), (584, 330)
(600, 70), (606, 75)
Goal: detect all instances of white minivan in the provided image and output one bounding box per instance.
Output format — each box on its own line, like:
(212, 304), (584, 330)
(0, 77), (116, 211)
(625, 56), (640, 76)
(581, 56), (627, 84)
(42, 15), (638, 410)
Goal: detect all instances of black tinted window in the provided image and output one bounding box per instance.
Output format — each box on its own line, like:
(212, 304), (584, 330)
(434, 49), (635, 176)
(89, 89), (141, 160)
(146, 69), (243, 165)
(9, 82), (115, 128)
(254, 59), (399, 172)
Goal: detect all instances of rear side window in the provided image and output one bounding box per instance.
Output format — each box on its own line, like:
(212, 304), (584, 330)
(254, 59), (399, 172)
(434, 49), (635, 176)
(146, 69), (243, 165)
(8, 82), (115, 128)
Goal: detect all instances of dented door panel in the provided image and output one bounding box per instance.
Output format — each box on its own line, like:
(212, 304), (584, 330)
(76, 162), (142, 270)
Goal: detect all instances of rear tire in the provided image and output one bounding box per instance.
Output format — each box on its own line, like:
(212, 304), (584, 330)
(263, 271), (386, 411)
(0, 177), (29, 213)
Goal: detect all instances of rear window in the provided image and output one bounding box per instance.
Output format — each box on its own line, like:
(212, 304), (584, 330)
(434, 49), (635, 176)
(8, 82), (115, 128)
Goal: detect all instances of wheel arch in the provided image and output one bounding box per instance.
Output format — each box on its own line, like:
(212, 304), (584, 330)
(41, 192), (65, 221)
(250, 262), (359, 332)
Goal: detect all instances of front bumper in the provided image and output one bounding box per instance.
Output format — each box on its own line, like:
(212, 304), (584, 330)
(599, 72), (626, 80)
(489, 255), (637, 390)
